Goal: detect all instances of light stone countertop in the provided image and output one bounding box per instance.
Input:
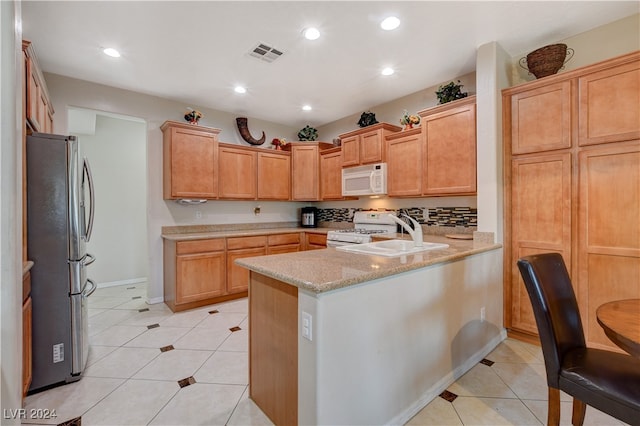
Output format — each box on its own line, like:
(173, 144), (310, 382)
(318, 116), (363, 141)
(161, 226), (332, 241)
(235, 234), (502, 295)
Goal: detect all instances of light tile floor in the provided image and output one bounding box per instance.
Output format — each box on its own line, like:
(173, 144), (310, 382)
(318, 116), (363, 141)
(23, 283), (626, 425)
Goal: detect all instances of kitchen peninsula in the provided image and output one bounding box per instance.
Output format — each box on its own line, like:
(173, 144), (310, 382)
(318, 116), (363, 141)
(236, 234), (503, 425)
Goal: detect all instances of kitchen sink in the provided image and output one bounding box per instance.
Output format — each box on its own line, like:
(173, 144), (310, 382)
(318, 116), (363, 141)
(335, 239), (449, 257)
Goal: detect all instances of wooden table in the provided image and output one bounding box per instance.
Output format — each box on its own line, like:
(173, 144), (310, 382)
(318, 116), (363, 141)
(596, 299), (640, 357)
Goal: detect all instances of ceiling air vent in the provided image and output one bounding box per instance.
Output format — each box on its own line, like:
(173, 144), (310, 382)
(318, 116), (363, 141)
(249, 43), (283, 63)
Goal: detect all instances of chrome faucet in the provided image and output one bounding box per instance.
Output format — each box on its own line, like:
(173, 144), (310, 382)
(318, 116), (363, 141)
(388, 214), (423, 247)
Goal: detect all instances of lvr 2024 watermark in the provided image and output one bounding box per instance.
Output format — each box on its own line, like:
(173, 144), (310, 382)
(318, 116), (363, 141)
(3, 408), (57, 420)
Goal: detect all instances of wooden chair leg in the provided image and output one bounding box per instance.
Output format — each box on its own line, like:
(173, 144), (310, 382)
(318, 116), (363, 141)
(548, 387), (561, 426)
(572, 398), (586, 426)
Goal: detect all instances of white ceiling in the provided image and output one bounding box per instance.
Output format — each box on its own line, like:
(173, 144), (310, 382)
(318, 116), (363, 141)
(21, 1), (639, 128)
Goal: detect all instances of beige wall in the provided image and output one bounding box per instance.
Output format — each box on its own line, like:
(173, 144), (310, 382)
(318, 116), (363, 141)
(513, 13), (640, 84)
(317, 72), (476, 141)
(1, 0), (23, 419)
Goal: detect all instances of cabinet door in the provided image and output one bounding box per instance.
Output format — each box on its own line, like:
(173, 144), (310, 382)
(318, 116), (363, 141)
(291, 145), (319, 201)
(386, 130), (423, 196)
(423, 103), (477, 195)
(227, 247), (267, 293)
(219, 146), (257, 199)
(341, 135), (360, 167)
(22, 295), (32, 398)
(359, 129), (383, 164)
(509, 153), (572, 335)
(257, 152), (290, 200)
(176, 251), (226, 304)
(320, 149), (344, 200)
(509, 81), (572, 154)
(578, 61), (640, 146)
(577, 142), (640, 351)
(165, 127), (218, 199)
(26, 57), (43, 132)
(304, 233), (327, 250)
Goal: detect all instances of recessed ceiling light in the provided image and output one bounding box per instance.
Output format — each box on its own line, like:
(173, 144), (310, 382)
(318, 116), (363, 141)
(234, 86), (247, 94)
(303, 27), (320, 40)
(302, 105), (312, 111)
(381, 67), (395, 76)
(103, 47), (121, 58)
(380, 16), (400, 31)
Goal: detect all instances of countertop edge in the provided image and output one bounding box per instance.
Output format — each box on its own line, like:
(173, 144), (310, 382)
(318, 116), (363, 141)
(162, 227), (331, 241)
(236, 242), (502, 295)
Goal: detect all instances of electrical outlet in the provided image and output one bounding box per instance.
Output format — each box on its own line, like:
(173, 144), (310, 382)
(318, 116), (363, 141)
(195, 210), (202, 219)
(480, 306), (486, 323)
(254, 205), (261, 215)
(302, 311), (312, 341)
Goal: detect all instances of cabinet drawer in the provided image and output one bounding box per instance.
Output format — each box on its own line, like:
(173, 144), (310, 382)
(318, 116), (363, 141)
(176, 239), (225, 255)
(227, 235), (267, 250)
(268, 233), (301, 246)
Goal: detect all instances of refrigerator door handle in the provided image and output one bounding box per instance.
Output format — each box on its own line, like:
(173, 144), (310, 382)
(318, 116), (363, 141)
(83, 253), (96, 266)
(83, 157), (95, 242)
(83, 278), (97, 298)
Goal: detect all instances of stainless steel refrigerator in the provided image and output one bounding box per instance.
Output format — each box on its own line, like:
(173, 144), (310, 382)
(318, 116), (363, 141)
(26, 132), (96, 393)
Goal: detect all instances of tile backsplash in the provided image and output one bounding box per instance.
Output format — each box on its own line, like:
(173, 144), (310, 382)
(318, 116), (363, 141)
(318, 207), (477, 228)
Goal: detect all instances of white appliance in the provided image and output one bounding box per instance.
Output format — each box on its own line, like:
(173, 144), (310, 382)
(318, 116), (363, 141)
(342, 163), (387, 196)
(326, 211), (397, 247)
(27, 133), (96, 393)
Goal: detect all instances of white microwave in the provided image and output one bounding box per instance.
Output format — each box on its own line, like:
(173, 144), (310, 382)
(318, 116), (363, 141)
(342, 163), (387, 196)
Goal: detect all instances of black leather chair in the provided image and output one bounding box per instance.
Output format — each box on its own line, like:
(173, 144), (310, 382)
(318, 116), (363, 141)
(517, 253), (640, 426)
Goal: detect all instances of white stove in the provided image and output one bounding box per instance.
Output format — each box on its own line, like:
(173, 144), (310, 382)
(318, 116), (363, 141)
(326, 211), (398, 246)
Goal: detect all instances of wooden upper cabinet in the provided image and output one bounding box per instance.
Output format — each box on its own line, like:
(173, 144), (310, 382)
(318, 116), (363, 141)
(218, 144), (257, 199)
(385, 128), (423, 196)
(420, 96), (477, 195)
(23, 40), (54, 134)
(257, 151), (290, 200)
(291, 143), (320, 201)
(339, 123), (402, 167)
(320, 147), (344, 200)
(506, 81), (572, 155)
(577, 142), (640, 351)
(162, 121), (221, 199)
(578, 60), (640, 146)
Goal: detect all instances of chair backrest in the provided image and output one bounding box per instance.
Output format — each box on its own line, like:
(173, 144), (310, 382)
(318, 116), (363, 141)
(517, 253), (586, 387)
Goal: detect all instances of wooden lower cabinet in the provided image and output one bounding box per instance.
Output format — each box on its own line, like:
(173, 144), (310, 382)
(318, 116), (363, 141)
(508, 153), (572, 336)
(164, 238), (236, 312)
(577, 142), (640, 350)
(267, 233), (301, 254)
(164, 232), (326, 312)
(227, 236), (267, 294)
(22, 271), (32, 400)
(304, 233), (327, 250)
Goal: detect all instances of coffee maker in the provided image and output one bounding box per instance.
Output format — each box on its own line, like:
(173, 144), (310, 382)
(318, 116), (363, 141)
(301, 207), (318, 228)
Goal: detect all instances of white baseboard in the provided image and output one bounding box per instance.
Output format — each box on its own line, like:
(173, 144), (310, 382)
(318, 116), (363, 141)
(97, 277), (147, 288)
(389, 328), (508, 426)
(146, 296), (164, 305)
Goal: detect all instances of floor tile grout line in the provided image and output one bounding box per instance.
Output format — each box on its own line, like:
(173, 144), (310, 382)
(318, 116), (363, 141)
(225, 384), (250, 426)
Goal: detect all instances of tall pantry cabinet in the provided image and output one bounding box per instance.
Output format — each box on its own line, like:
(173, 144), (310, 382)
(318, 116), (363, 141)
(503, 51), (640, 350)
